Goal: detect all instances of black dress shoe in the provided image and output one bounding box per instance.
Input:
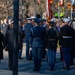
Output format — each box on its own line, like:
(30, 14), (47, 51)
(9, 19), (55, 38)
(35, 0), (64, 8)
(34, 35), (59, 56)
(29, 58), (33, 60)
(9, 67), (12, 70)
(33, 69), (39, 71)
(48, 67), (54, 71)
(63, 67), (70, 70)
(48, 67), (50, 70)
(66, 67), (70, 70)
(19, 57), (23, 59)
(50, 69), (54, 71)
(63, 67), (66, 69)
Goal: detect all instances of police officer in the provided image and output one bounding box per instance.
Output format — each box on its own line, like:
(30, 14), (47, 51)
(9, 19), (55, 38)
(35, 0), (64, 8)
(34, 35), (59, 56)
(59, 18), (75, 70)
(46, 21), (58, 70)
(23, 18), (33, 60)
(30, 18), (44, 71)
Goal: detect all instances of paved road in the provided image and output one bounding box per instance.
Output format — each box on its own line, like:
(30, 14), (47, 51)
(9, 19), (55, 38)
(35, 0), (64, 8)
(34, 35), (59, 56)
(0, 43), (75, 75)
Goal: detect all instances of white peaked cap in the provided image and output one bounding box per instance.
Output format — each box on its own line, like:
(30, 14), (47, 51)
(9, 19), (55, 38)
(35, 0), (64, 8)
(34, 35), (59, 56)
(63, 18), (70, 23)
(27, 16), (36, 20)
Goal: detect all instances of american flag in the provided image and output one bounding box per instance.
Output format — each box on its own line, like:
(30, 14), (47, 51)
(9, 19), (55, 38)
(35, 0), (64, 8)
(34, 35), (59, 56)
(46, 0), (49, 17)
(46, 0), (53, 17)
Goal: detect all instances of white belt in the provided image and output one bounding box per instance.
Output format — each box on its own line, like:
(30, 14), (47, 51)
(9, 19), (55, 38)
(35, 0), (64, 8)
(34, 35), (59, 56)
(62, 36), (72, 38)
(48, 39), (55, 41)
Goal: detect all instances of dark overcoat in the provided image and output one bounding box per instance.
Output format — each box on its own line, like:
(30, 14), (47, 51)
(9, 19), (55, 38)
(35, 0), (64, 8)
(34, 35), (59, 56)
(0, 32), (4, 59)
(5, 28), (13, 51)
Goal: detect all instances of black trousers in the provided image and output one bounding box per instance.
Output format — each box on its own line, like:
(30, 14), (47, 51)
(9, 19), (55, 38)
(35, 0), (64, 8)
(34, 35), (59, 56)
(8, 50), (13, 69)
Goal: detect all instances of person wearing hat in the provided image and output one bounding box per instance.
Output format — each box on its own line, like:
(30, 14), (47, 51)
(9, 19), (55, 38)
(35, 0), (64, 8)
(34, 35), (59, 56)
(59, 18), (75, 70)
(0, 27), (5, 63)
(30, 18), (44, 71)
(18, 20), (24, 59)
(23, 18), (33, 60)
(40, 19), (47, 58)
(46, 21), (58, 70)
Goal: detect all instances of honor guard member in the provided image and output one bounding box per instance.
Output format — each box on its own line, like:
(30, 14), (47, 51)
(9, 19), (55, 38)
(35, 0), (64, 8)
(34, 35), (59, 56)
(46, 21), (58, 70)
(23, 18), (33, 60)
(40, 19), (47, 58)
(59, 18), (75, 70)
(30, 18), (44, 71)
(18, 19), (24, 59)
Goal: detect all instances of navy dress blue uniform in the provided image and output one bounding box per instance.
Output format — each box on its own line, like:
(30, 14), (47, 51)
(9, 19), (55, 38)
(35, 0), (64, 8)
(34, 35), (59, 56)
(24, 22), (33, 60)
(18, 25), (24, 59)
(59, 22), (75, 69)
(5, 27), (13, 70)
(30, 19), (44, 71)
(40, 24), (46, 58)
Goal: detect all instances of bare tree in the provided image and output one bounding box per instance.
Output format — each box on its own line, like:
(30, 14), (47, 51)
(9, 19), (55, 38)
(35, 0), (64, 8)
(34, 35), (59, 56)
(0, 0), (71, 19)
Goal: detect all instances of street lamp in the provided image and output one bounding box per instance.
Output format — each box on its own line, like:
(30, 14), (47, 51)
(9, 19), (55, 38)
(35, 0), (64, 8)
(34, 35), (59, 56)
(13, 0), (19, 75)
(58, 0), (60, 27)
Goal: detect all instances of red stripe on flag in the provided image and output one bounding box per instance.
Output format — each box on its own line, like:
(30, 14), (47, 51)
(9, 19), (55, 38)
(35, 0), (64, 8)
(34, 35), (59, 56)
(46, 0), (53, 20)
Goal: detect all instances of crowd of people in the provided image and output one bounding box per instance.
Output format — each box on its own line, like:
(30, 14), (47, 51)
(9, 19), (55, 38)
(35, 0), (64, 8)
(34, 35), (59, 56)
(0, 16), (75, 72)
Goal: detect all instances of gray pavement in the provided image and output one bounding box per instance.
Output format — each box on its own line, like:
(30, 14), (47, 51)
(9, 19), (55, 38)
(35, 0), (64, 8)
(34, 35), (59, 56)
(0, 43), (75, 75)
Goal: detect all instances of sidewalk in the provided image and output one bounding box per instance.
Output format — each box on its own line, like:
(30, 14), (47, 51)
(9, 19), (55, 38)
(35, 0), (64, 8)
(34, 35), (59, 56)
(0, 43), (75, 75)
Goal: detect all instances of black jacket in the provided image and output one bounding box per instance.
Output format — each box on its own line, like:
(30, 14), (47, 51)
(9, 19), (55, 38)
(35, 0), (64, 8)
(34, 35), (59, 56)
(46, 28), (58, 49)
(59, 25), (75, 47)
(5, 28), (14, 51)
(0, 32), (4, 59)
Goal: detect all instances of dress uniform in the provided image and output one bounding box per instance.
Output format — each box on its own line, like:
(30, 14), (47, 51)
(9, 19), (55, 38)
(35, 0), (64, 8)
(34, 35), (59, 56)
(59, 18), (75, 70)
(40, 19), (47, 58)
(46, 21), (58, 70)
(18, 20), (24, 59)
(69, 21), (75, 65)
(24, 19), (33, 60)
(30, 18), (44, 71)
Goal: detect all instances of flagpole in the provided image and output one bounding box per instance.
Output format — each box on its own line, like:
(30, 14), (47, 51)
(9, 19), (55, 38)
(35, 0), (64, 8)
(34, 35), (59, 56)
(13, 0), (19, 75)
(71, 0), (73, 20)
(58, 1), (60, 27)
(34, 0), (36, 16)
